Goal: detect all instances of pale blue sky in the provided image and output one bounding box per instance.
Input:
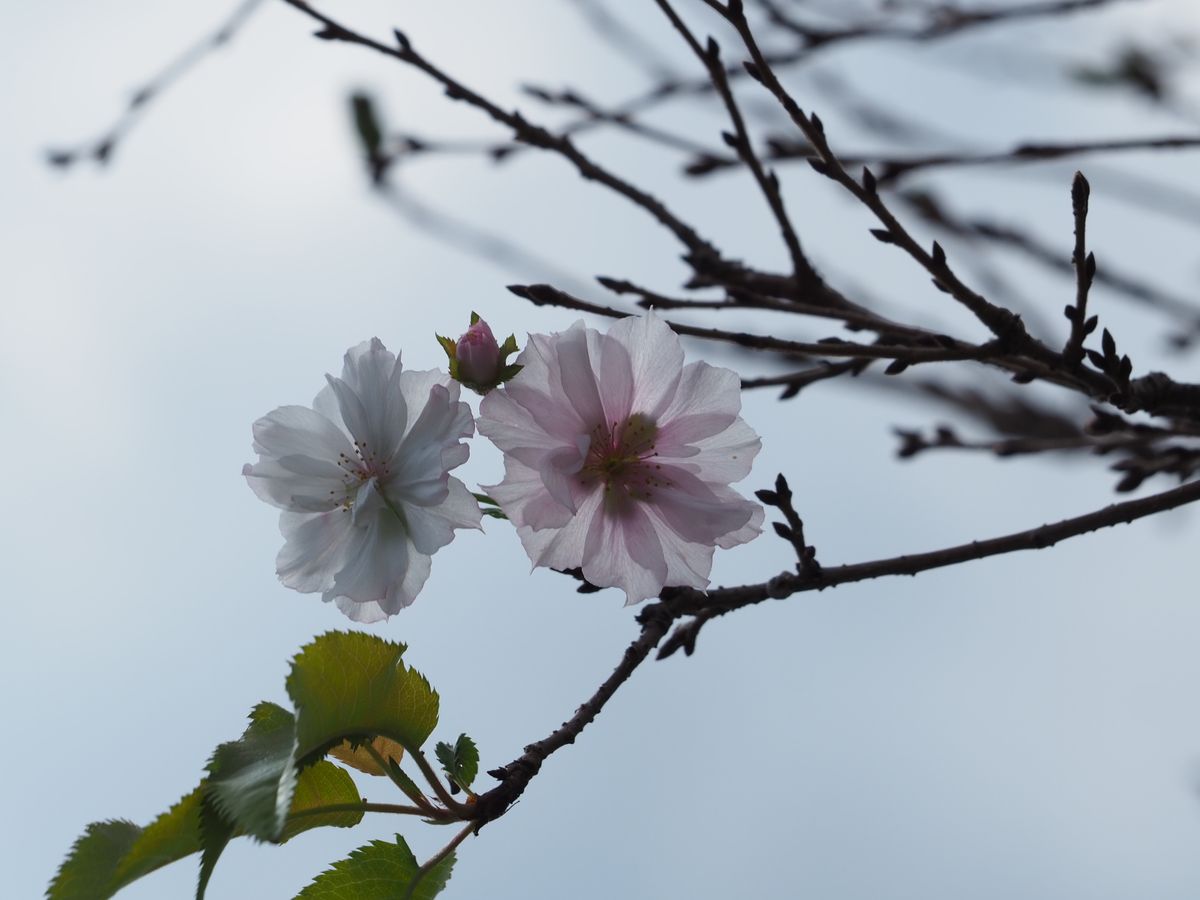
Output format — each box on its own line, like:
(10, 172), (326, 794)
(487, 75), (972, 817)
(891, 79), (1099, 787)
(7, 1), (1200, 897)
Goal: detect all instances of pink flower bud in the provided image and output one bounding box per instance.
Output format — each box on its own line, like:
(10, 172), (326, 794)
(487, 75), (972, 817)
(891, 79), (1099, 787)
(455, 318), (502, 387)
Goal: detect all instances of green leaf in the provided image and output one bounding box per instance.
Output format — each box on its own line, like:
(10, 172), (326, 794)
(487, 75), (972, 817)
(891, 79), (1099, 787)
(49, 789), (203, 900)
(199, 758), (363, 899)
(206, 702), (298, 843)
(498, 334), (518, 357)
(434, 734), (479, 792)
(51, 757), (366, 900)
(49, 820), (143, 900)
(295, 835), (456, 900)
(196, 793), (234, 900)
(279, 761), (365, 841)
(469, 310), (480, 325)
(287, 631), (439, 765)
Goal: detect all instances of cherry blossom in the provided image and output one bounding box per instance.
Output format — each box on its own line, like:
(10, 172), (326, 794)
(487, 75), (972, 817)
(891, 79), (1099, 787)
(478, 312), (763, 603)
(244, 338), (481, 622)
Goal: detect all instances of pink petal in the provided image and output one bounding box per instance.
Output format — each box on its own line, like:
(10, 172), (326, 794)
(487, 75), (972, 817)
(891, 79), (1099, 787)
(581, 503), (668, 604)
(650, 465), (759, 545)
(682, 416), (762, 483)
(487, 458), (575, 531)
(606, 310), (684, 418)
(554, 322), (607, 429)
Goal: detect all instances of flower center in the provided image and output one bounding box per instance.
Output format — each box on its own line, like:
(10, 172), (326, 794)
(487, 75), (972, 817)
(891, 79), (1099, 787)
(581, 413), (667, 507)
(332, 439), (394, 513)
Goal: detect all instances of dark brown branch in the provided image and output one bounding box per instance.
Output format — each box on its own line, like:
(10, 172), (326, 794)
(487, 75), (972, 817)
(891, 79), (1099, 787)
(597, 275), (925, 339)
(473, 606), (674, 826)
(509, 283), (1002, 366)
(481, 471), (1200, 813)
(663, 472), (1200, 622)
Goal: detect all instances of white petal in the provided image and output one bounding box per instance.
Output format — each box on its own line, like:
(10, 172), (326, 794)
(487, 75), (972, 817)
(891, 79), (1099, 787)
(438, 477), (487, 530)
(327, 551), (432, 622)
(251, 405), (355, 463)
(326, 514), (417, 611)
(390, 384), (473, 506)
(243, 459), (341, 513)
(403, 479), (483, 555)
(338, 338), (408, 457)
(398, 369), (455, 434)
(324, 374), (375, 451)
(276, 510), (356, 593)
(331, 596), (391, 624)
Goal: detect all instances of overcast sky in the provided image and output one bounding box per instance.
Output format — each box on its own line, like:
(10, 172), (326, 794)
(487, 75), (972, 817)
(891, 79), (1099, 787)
(7, 1), (1200, 898)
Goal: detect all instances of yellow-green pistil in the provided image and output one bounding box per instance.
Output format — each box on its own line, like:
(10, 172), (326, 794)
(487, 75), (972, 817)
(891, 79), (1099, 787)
(581, 413), (669, 510)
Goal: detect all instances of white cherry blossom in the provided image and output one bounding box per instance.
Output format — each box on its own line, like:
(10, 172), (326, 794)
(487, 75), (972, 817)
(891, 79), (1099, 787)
(244, 338), (481, 622)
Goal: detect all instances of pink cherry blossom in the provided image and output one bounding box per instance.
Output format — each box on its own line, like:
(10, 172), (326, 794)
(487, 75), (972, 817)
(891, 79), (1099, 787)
(477, 312), (763, 603)
(244, 338), (482, 622)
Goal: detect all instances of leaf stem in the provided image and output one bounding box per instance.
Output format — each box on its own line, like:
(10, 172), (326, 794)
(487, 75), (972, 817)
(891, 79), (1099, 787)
(411, 747), (472, 817)
(402, 822), (474, 900)
(286, 801), (431, 820)
(363, 742), (438, 813)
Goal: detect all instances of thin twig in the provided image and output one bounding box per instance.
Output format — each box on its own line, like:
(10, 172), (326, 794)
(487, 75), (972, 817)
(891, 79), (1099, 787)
(275, 0), (731, 275)
(1063, 172), (1098, 364)
(47, 0), (264, 168)
(654, 0), (822, 292)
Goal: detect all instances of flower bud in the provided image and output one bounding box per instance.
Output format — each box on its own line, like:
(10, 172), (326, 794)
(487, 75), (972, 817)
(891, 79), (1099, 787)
(455, 318), (501, 386)
(437, 313), (523, 394)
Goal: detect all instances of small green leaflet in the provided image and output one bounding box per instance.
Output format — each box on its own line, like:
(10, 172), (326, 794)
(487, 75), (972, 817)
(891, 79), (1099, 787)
(471, 493), (508, 520)
(434, 734), (480, 793)
(295, 835), (456, 900)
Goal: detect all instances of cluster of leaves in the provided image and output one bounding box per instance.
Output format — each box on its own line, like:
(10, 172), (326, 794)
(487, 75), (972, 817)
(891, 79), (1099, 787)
(49, 632), (476, 900)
